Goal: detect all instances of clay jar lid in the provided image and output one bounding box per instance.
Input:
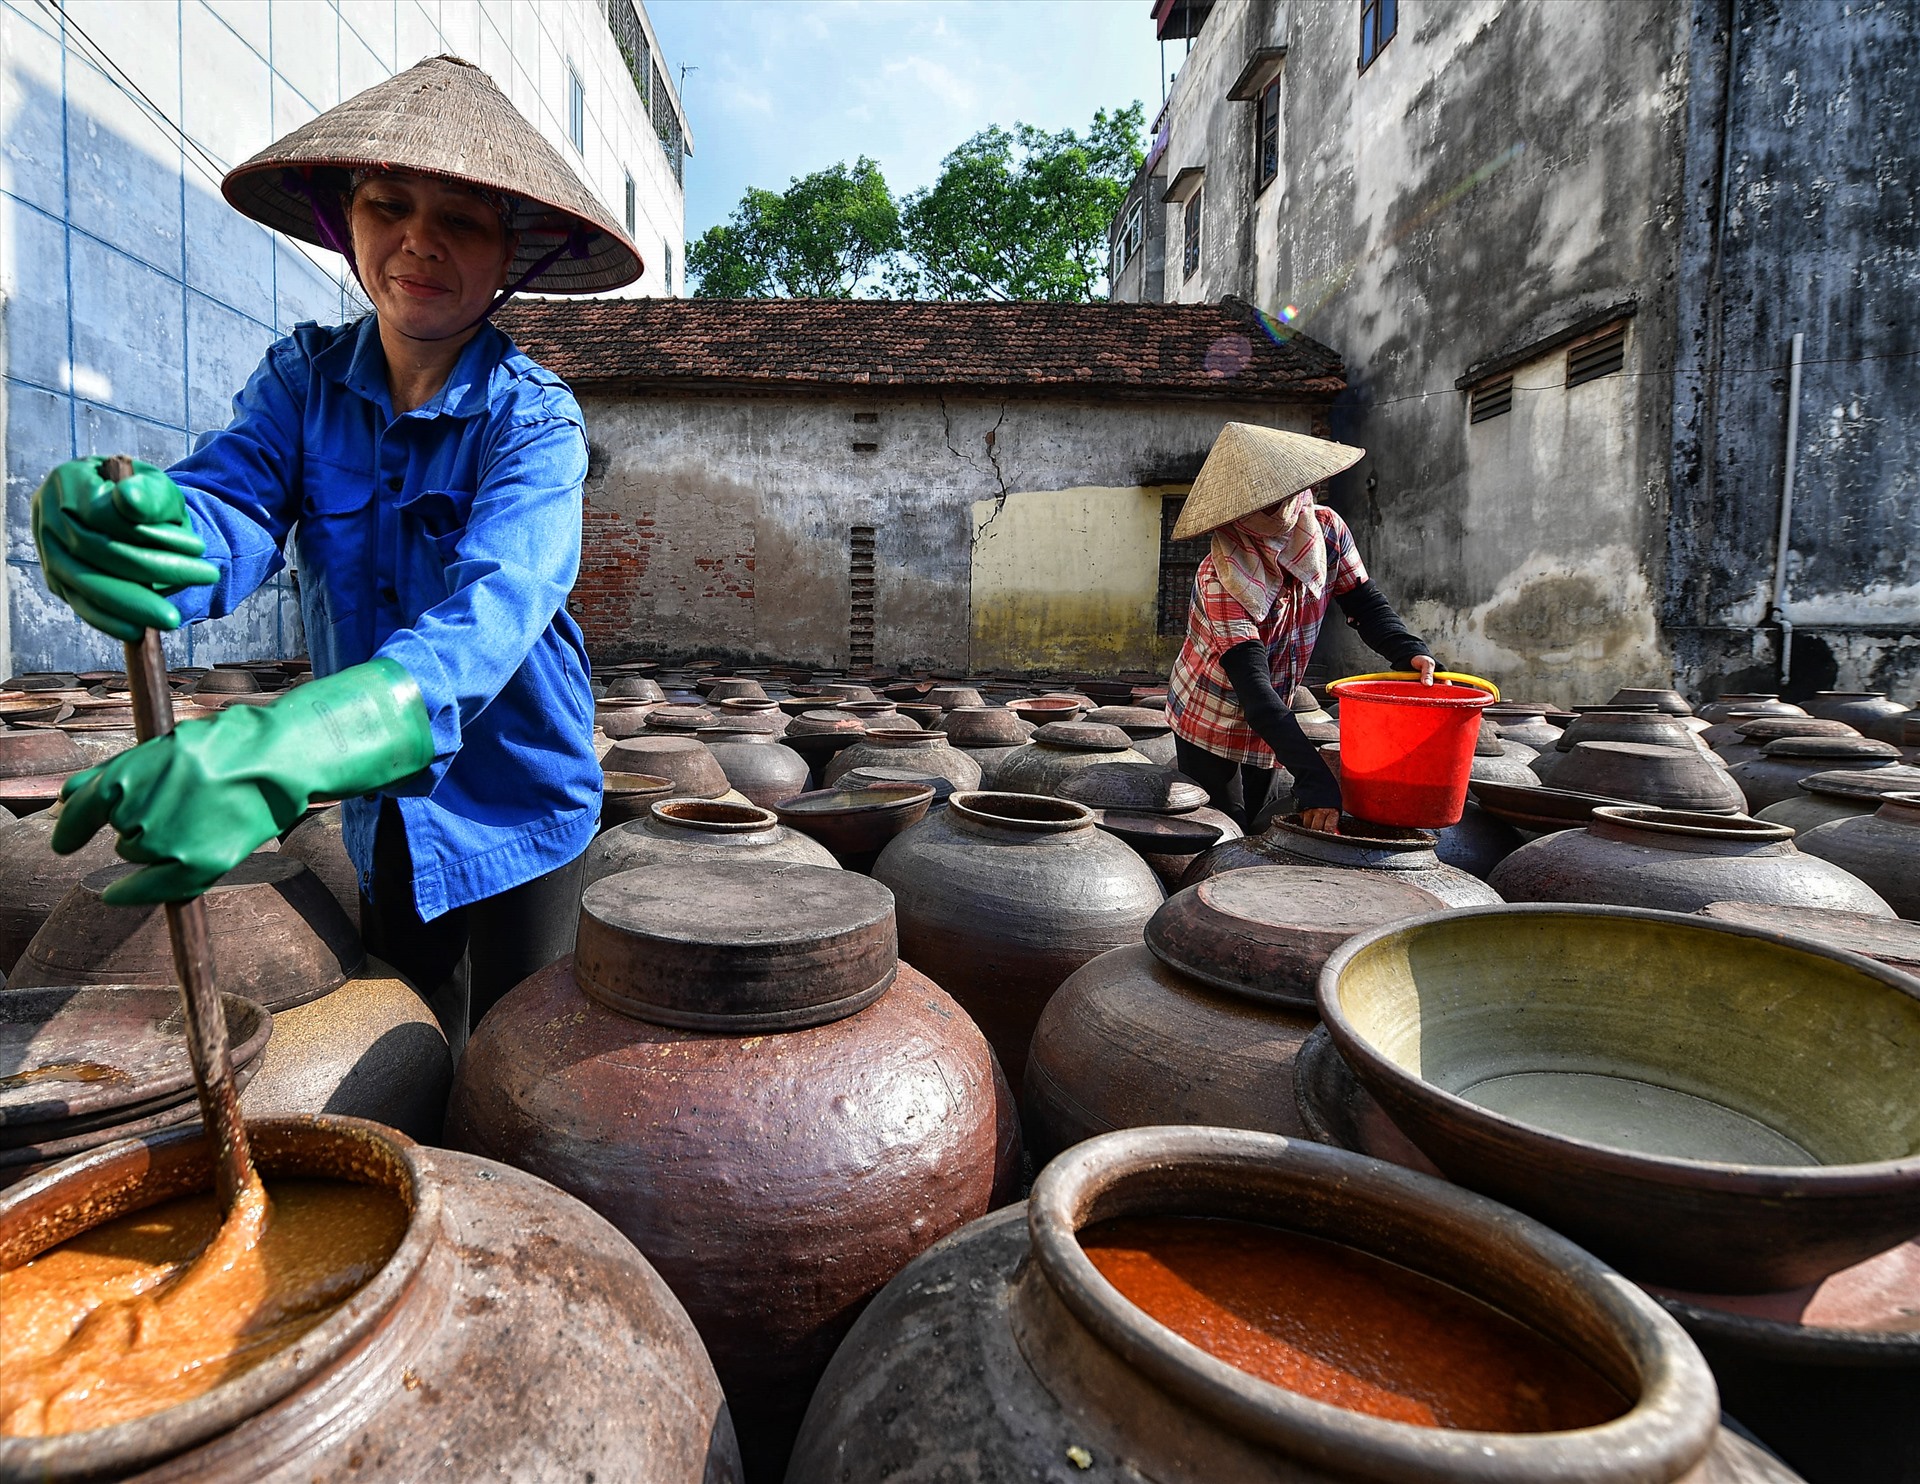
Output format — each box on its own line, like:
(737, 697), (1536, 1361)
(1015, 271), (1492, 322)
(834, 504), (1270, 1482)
(0, 985), (272, 1144)
(602, 676), (665, 702)
(5, 672), (80, 691)
(786, 710), (869, 738)
(13, 855), (363, 1012)
(190, 668), (260, 695)
(644, 704), (719, 733)
(1057, 762), (1207, 814)
(704, 678), (768, 703)
(1147, 867), (1445, 1010)
(603, 736), (729, 797)
(574, 859), (897, 1032)
(1474, 718), (1507, 757)
(924, 685), (984, 710)
(1083, 705), (1173, 738)
(835, 700), (919, 730)
(1031, 721), (1133, 753)
(1008, 697), (1081, 723)
(1553, 740), (1746, 813)
(1760, 735), (1901, 761)
(1553, 711), (1699, 753)
(1733, 716), (1860, 744)
(1801, 764), (1920, 801)
(941, 706), (1028, 747)
(843, 766), (957, 806)
(856, 729), (950, 752)
(0, 729), (87, 780)
(1607, 687), (1693, 715)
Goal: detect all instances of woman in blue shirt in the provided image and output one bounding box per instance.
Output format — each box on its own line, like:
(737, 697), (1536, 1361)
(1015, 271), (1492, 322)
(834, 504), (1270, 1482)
(32, 57), (642, 1045)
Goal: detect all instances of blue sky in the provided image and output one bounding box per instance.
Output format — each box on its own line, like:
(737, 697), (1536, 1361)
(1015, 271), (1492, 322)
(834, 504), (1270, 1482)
(646, 0), (1168, 246)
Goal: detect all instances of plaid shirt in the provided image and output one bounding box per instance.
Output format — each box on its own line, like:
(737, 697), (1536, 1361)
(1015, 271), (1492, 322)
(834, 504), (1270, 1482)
(1167, 506), (1368, 766)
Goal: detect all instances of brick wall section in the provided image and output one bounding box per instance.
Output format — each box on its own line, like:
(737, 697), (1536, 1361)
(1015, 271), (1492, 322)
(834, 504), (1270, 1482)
(569, 496), (652, 658)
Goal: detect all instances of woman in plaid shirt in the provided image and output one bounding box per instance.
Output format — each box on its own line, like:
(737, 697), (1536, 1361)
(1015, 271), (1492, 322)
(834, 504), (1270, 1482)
(1165, 425), (1435, 833)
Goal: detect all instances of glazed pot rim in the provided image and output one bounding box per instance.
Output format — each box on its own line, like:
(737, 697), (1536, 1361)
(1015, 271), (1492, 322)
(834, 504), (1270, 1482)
(0, 1115), (437, 1478)
(948, 791), (1096, 833)
(774, 782), (936, 819)
(649, 798), (780, 833)
(1318, 903), (1920, 1193)
(1025, 1125), (1720, 1481)
(1588, 806), (1793, 842)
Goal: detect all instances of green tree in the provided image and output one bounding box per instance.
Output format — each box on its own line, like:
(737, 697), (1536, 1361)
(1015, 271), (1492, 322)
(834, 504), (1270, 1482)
(891, 104), (1146, 302)
(687, 156), (902, 298)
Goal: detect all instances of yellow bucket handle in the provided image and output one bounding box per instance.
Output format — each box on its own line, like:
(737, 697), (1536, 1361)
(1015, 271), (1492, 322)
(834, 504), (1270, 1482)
(1328, 670), (1502, 700)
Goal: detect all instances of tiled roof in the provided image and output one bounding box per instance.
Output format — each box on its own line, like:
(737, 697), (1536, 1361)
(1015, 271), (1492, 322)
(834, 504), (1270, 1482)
(493, 296), (1345, 399)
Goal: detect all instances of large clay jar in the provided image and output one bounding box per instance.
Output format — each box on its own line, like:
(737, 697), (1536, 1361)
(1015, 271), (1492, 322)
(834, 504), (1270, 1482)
(1183, 813), (1503, 907)
(448, 860), (1019, 1480)
(987, 721), (1152, 795)
(11, 855), (453, 1141)
(1796, 793), (1920, 919)
(1486, 703), (1566, 751)
(0, 1116), (741, 1482)
(822, 729), (983, 791)
(1025, 867), (1444, 1161)
(0, 811), (122, 972)
(1803, 690), (1912, 744)
(1549, 741), (1747, 813)
(1489, 806), (1896, 916)
(1756, 764), (1920, 833)
(1728, 735), (1904, 811)
(1084, 705), (1178, 766)
(787, 1126), (1792, 1484)
(705, 738), (811, 808)
(279, 805), (358, 926)
(582, 798), (837, 889)
(1433, 800), (1526, 880)
(1697, 693), (1807, 723)
(873, 792), (1165, 1092)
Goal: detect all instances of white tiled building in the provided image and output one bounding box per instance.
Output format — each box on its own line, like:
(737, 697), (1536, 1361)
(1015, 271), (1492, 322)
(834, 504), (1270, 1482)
(0, 0), (689, 676)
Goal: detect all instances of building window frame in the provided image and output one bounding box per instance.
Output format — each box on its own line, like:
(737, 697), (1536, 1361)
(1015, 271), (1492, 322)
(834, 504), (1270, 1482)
(1359, 0), (1397, 72)
(1156, 495), (1211, 637)
(1113, 197), (1144, 277)
(1255, 78), (1281, 192)
(662, 242), (674, 295)
(567, 65), (586, 152)
(1566, 321), (1629, 388)
(1183, 188), (1203, 281)
(624, 172), (636, 235)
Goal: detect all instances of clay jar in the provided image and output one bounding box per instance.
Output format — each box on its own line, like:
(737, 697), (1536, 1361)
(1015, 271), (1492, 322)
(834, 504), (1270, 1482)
(1054, 761), (1242, 890)
(987, 721), (1152, 795)
(1756, 764), (1920, 833)
(0, 1116), (740, 1482)
(0, 812), (125, 972)
(941, 705), (1031, 749)
(787, 1126), (1789, 1484)
(822, 729), (983, 791)
(872, 792), (1165, 1092)
(11, 855), (452, 1141)
(1697, 693), (1807, 723)
(781, 710), (869, 781)
(1489, 806), (1896, 916)
(1549, 741), (1747, 813)
(1433, 801), (1527, 881)
(448, 861), (1019, 1480)
(1803, 690), (1912, 744)
(1796, 793), (1920, 919)
(1607, 686), (1694, 715)
(279, 805), (359, 925)
(1183, 813), (1504, 908)
(1728, 735), (1904, 811)
(1467, 720), (1542, 786)
(1025, 867), (1444, 1161)
(604, 735), (735, 799)
(1083, 705), (1178, 766)
(832, 699), (920, 732)
(704, 738), (812, 809)
(582, 798), (837, 890)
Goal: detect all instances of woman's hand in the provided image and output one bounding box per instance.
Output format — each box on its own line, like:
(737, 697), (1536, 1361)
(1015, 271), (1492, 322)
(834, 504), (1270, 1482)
(1411, 655), (1436, 686)
(1300, 808), (1341, 834)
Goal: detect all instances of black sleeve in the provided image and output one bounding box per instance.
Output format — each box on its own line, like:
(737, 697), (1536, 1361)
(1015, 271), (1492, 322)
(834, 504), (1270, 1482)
(1221, 641), (1341, 812)
(1335, 579), (1433, 669)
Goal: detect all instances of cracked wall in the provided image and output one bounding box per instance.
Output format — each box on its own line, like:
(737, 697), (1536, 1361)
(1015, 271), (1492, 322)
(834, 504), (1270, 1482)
(573, 390), (1321, 670)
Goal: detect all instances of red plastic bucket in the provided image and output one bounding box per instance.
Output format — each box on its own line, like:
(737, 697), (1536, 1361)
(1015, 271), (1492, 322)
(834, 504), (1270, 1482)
(1329, 678), (1495, 828)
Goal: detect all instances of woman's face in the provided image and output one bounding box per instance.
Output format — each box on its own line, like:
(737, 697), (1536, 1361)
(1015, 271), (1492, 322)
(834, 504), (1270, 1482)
(348, 172), (513, 342)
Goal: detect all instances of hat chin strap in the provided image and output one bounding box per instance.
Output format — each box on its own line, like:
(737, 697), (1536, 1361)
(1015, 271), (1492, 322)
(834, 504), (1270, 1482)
(283, 168), (597, 343)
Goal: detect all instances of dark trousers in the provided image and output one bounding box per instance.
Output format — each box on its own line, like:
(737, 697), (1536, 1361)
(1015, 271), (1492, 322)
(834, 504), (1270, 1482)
(1175, 737), (1274, 831)
(359, 801), (585, 1061)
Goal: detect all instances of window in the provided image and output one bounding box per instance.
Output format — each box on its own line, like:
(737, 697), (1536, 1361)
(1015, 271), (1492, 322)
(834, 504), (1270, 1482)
(1113, 198), (1143, 276)
(567, 67), (585, 152)
(1256, 79), (1281, 190)
(1183, 189), (1203, 281)
(1156, 496), (1212, 636)
(662, 243), (674, 294)
(604, 0), (651, 106)
(1567, 322), (1628, 387)
(1360, 0), (1396, 70)
(623, 173), (636, 235)
(1469, 376), (1513, 424)
(848, 526), (876, 666)
(652, 64), (684, 186)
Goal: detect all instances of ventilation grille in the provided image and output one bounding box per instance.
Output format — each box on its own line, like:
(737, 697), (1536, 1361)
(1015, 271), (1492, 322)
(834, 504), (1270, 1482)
(849, 526), (876, 667)
(1156, 497), (1212, 637)
(1567, 323), (1627, 388)
(1469, 376), (1514, 423)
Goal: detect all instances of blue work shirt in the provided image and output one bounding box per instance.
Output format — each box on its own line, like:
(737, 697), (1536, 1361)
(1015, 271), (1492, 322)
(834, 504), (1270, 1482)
(168, 315), (599, 921)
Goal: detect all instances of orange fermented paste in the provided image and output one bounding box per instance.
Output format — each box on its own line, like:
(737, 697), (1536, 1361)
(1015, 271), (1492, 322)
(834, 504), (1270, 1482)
(0, 1176), (406, 1437)
(1079, 1215), (1627, 1432)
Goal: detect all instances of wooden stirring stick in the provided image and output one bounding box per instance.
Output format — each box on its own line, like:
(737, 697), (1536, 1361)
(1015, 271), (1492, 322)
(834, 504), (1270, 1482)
(101, 453), (256, 1209)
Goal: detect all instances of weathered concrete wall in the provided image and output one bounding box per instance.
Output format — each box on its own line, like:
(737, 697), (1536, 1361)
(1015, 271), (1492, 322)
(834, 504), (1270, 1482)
(1666, 0), (1920, 700)
(572, 390), (1317, 671)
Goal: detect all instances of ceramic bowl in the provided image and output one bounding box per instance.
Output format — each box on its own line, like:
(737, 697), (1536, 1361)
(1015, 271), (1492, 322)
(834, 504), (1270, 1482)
(1319, 903), (1920, 1292)
(773, 782), (936, 868)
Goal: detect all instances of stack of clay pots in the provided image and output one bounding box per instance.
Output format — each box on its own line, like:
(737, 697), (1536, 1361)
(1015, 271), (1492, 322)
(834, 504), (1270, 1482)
(987, 721), (1152, 794)
(1054, 762), (1242, 890)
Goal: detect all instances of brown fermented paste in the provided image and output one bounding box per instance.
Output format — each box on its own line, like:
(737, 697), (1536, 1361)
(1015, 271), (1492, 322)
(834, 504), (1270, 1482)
(1080, 1215), (1626, 1431)
(0, 1176), (406, 1437)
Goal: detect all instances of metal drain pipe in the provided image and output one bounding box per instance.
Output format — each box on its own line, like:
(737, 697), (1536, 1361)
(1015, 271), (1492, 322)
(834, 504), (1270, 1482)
(1769, 332), (1805, 687)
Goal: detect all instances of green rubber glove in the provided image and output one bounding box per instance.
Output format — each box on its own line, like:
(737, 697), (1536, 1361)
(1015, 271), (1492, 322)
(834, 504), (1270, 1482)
(32, 457), (220, 641)
(52, 658), (435, 904)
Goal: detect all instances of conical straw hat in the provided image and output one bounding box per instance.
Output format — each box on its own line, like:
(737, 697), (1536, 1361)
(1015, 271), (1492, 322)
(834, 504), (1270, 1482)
(223, 55), (642, 294)
(1171, 424), (1366, 540)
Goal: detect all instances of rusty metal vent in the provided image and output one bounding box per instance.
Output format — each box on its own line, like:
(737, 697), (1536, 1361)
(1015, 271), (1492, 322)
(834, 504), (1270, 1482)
(1469, 377), (1513, 424)
(849, 526), (876, 666)
(1156, 496), (1211, 637)
(1567, 323), (1627, 388)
